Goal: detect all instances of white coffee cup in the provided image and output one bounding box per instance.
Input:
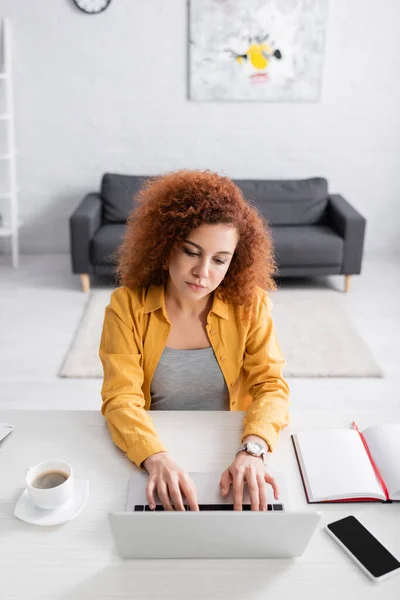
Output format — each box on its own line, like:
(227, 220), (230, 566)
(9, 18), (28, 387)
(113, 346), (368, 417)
(25, 460), (74, 510)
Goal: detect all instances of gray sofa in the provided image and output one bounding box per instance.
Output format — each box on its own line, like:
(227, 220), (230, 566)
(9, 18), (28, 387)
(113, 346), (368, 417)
(69, 173), (366, 293)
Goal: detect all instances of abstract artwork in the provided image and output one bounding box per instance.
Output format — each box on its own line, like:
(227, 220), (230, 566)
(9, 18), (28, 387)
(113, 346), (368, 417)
(189, 0), (329, 102)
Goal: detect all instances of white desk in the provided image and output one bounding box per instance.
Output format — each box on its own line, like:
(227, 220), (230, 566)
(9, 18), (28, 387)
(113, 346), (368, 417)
(0, 410), (399, 599)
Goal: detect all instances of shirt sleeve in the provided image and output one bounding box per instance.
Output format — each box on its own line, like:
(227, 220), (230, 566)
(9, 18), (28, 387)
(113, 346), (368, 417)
(99, 288), (167, 468)
(241, 293), (290, 452)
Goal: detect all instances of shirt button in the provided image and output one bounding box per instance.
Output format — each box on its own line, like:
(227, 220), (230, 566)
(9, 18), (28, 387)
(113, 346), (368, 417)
(232, 400), (236, 406)
(210, 329), (215, 335)
(220, 355), (226, 361)
(210, 311), (214, 317)
(231, 382), (236, 387)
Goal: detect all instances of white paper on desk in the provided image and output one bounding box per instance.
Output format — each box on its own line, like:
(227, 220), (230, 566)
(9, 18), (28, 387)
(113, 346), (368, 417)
(0, 423), (14, 443)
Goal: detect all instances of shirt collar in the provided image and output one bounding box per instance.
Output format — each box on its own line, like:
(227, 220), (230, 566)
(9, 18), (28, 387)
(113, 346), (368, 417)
(143, 284), (229, 320)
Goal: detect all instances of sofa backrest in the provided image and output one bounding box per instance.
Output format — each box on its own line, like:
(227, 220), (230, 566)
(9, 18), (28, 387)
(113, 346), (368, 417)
(101, 173), (328, 226)
(233, 177), (328, 225)
(101, 173), (149, 223)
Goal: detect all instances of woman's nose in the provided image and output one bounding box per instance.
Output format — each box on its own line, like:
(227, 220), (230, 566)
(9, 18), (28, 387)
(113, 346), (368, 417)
(195, 260), (209, 278)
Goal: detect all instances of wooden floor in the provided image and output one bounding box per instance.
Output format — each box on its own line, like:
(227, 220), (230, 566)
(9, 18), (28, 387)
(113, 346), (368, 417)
(0, 254), (399, 423)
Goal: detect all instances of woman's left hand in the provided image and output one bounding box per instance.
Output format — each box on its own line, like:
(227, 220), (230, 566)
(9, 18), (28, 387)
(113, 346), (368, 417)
(219, 452), (280, 511)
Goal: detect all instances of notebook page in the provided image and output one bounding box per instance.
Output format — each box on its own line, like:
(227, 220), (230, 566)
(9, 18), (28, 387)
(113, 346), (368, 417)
(295, 429), (385, 501)
(362, 424), (400, 500)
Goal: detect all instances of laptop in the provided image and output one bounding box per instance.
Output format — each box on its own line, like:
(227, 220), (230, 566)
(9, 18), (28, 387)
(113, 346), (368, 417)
(108, 471), (322, 559)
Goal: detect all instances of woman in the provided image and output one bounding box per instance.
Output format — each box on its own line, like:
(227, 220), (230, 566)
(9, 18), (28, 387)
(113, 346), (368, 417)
(99, 170), (290, 512)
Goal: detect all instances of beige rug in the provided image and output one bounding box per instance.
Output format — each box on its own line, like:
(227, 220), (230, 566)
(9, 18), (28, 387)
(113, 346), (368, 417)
(59, 289), (383, 378)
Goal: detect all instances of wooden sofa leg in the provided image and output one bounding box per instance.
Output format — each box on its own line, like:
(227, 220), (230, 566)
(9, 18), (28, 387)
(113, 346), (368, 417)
(80, 274), (90, 293)
(344, 275), (351, 293)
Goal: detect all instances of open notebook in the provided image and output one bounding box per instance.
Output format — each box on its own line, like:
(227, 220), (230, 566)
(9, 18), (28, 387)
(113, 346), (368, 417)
(292, 422), (400, 503)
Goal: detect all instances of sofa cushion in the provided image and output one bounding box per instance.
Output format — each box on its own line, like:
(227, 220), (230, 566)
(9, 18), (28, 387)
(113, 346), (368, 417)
(234, 178), (328, 225)
(101, 173), (149, 223)
(272, 225), (343, 267)
(91, 223), (126, 264)
(101, 174), (328, 226)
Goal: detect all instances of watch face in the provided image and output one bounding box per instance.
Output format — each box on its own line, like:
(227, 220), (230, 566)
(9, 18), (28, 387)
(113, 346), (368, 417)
(247, 441), (263, 455)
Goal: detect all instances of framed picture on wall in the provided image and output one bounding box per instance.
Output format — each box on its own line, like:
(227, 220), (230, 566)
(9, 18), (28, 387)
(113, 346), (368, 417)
(189, 0), (329, 102)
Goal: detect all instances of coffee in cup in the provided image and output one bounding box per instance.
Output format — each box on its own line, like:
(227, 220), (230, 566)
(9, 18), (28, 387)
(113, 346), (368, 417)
(31, 470), (70, 489)
(25, 460), (74, 510)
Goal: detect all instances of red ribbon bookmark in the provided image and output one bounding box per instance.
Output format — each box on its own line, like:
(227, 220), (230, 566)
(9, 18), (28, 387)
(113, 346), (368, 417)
(352, 421), (390, 501)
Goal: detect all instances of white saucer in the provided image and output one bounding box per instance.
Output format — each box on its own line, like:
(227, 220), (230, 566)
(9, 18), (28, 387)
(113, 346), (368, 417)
(14, 479), (89, 526)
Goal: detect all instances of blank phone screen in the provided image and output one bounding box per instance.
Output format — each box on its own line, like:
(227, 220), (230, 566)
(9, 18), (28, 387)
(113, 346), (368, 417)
(327, 516), (400, 578)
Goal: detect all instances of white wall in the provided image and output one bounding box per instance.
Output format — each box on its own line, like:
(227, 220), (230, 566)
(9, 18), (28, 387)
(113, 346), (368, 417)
(0, 0), (399, 255)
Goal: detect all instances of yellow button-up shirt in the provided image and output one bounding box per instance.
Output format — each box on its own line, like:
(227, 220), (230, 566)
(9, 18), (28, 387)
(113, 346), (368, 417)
(99, 284), (290, 468)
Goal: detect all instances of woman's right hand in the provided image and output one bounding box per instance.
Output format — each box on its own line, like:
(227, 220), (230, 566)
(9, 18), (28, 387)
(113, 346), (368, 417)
(143, 452), (199, 511)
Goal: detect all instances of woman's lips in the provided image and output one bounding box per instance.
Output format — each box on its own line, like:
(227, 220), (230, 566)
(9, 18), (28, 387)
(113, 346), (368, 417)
(186, 282), (206, 291)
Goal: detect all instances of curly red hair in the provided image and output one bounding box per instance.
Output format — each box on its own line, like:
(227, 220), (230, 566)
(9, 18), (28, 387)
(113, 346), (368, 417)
(116, 170), (277, 308)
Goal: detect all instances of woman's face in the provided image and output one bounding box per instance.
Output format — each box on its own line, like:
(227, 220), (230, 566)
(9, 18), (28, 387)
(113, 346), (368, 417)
(167, 223), (238, 301)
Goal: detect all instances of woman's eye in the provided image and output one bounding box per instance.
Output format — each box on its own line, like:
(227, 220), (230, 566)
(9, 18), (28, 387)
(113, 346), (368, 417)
(184, 248), (198, 257)
(183, 248), (226, 265)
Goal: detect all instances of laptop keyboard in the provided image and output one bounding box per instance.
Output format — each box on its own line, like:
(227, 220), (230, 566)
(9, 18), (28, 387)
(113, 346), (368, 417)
(133, 503), (284, 512)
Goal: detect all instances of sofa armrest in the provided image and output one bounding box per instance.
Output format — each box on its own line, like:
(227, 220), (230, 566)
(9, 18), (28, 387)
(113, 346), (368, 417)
(327, 194), (367, 275)
(69, 193), (102, 274)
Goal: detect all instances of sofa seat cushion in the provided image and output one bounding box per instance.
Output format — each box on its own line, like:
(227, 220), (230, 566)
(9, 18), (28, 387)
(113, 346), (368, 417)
(234, 178), (328, 225)
(91, 224), (126, 265)
(272, 226), (343, 267)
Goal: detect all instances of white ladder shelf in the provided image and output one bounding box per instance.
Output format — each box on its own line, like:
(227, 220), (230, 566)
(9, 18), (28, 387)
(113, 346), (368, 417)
(0, 19), (20, 267)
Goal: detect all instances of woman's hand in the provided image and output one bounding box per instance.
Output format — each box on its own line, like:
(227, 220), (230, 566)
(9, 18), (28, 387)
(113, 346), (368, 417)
(143, 452), (199, 511)
(219, 452), (280, 511)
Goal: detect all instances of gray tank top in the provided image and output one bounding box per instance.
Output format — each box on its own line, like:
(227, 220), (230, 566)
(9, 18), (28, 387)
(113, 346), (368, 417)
(150, 346), (229, 410)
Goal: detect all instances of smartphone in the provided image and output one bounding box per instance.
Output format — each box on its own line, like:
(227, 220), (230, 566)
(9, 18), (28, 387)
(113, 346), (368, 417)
(326, 515), (400, 583)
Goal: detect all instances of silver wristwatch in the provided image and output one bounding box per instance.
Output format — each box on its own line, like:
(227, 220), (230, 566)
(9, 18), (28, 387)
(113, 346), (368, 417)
(236, 441), (268, 464)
